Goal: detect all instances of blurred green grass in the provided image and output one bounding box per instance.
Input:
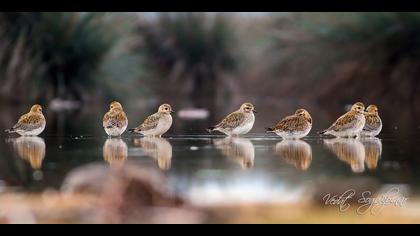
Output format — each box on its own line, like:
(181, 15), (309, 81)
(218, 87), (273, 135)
(0, 12), (419, 119)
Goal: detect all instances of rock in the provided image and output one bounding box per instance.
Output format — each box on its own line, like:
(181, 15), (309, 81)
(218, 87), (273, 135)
(61, 163), (206, 223)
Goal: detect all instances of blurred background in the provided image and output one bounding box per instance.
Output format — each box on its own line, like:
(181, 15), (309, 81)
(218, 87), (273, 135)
(0, 12), (419, 136)
(1, 12), (420, 224)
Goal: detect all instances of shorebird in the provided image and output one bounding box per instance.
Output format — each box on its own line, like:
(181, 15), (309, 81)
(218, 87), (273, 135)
(129, 104), (174, 137)
(207, 103), (256, 136)
(103, 101), (128, 137)
(5, 104), (46, 136)
(319, 102), (366, 138)
(266, 109), (312, 139)
(361, 105), (382, 137)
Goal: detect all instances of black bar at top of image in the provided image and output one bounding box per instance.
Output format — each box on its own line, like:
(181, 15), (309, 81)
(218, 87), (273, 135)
(1, 0), (420, 12)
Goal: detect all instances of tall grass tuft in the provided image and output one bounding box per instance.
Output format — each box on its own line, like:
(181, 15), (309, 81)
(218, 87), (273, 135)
(134, 13), (237, 112)
(0, 12), (118, 104)
(269, 12), (420, 109)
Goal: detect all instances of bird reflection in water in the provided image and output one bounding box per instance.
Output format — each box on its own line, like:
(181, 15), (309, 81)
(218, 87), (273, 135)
(103, 138), (128, 167)
(134, 137), (173, 170)
(361, 137), (382, 170)
(213, 137), (255, 169)
(324, 138), (366, 173)
(12, 136), (46, 170)
(274, 140), (312, 171)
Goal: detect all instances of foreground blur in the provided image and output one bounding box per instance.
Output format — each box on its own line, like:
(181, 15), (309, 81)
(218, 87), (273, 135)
(0, 134), (420, 223)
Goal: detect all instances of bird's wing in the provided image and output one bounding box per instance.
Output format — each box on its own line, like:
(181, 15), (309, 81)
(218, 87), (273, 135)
(138, 113), (160, 131)
(329, 111), (359, 132)
(14, 113), (44, 131)
(103, 111), (127, 128)
(217, 112), (245, 129)
(271, 115), (305, 132)
(363, 114), (381, 132)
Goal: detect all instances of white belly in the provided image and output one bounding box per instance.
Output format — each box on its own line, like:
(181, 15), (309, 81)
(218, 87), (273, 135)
(17, 125), (46, 136)
(229, 116), (255, 136)
(105, 124), (128, 136)
(329, 129), (362, 138)
(328, 115), (365, 138)
(141, 116), (172, 137)
(231, 122), (253, 135)
(361, 123), (382, 137)
(276, 126), (311, 140)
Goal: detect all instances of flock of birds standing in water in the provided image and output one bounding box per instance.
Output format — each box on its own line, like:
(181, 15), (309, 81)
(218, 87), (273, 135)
(4, 101), (382, 138)
(3, 101), (383, 173)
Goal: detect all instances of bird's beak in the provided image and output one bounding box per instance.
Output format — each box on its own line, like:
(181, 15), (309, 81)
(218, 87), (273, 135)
(253, 110), (258, 114)
(171, 110), (176, 114)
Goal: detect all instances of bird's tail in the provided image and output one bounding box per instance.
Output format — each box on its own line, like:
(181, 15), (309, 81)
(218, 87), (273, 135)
(5, 128), (15, 133)
(265, 127), (275, 133)
(318, 130), (328, 135)
(206, 127), (216, 133)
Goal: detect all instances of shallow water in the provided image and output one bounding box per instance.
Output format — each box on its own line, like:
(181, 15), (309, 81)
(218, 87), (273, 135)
(1, 131), (419, 206)
(1, 102), (420, 208)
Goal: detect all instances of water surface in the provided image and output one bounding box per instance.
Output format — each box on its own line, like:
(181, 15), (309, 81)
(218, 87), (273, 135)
(1, 103), (420, 207)
(1, 132), (419, 206)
